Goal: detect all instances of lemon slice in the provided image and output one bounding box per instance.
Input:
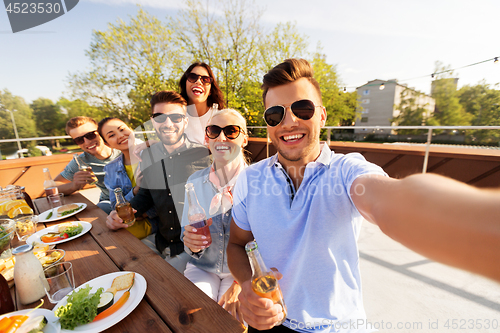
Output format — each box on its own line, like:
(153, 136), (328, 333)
(8, 205), (33, 218)
(0, 200), (24, 215)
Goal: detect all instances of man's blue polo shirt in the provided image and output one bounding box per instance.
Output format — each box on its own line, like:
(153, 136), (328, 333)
(232, 144), (387, 332)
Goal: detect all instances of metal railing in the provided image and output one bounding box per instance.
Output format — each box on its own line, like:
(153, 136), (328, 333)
(247, 126), (500, 173)
(1, 126), (500, 173)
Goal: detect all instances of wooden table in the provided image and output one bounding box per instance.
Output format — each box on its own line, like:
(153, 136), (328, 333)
(11, 192), (245, 333)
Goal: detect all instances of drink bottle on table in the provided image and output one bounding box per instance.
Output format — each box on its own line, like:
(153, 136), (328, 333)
(245, 240), (287, 325)
(43, 167), (59, 197)
(114, 188), (135, 226)
(185, 183), (212, 246)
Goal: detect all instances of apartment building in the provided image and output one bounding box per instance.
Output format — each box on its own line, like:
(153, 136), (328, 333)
(355, 79), (435, 134)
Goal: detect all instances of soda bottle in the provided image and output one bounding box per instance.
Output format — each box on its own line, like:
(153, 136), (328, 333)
(114, 188), (135, 226)
(185, 183), (212, 246)
(43, 168), (59, 197)
(245, 240), (287, 325)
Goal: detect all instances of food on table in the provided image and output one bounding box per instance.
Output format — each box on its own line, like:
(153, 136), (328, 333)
(96, 291), (114, 314)
(40, 223), (83, 243)
(0, 225), (13, 256)
(110, 272), (135, 291)
(15, 315), (47, 333)
(56, 204), (82, 218)
(0, 246), (61, 285)
(54, 285), (104, 330)
(93, 273), (135, 322)
(46, 211), (53, 220)
(0, 300), (45, 333)
(0, 199), (33, 219)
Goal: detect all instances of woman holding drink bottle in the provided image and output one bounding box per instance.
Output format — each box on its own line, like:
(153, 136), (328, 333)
(98, 117), (158, 240)
(181, 109), (247, 323)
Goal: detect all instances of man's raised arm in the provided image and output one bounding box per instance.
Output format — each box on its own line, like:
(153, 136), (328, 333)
(350, 173), (500, 282)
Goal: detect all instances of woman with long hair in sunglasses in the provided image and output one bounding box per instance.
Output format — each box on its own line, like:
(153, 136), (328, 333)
(179, 62), (226, 144)
(98, 117), (158, 240)
(180, 109), (247, 323)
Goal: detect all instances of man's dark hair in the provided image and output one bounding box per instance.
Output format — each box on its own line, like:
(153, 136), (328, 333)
(262, 58), (322, 105)
(150, 91), (187, 113)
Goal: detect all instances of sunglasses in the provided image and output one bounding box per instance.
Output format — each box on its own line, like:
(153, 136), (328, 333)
(263, 99), (322, 127)
(151, 113), (186, 124)
(73, 131), (98, 145)
(205, 125), (244, 140)
(187, 73), (213, 85)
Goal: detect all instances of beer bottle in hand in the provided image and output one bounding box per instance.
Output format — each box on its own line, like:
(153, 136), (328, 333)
(185, 183), (212, 246)
(114, 188), (135, 226)
(245, 240), (287, 325)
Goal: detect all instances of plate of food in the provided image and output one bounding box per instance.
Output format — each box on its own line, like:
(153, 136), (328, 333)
(0, 308), (61, 333)
(26, 222), (92, 246)
(38, 203), (87, 223)
(53, 272), (146, 332)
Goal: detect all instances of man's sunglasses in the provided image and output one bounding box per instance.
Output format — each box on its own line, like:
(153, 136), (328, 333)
(151, 113), (186, 124)
(205, 125), (244, 140)
(187, 73), (213, 85)
(73, 131), (98, 145)
(263, 99), (322, 127)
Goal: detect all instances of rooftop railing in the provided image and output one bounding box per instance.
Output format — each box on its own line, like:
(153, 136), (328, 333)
(1, 126), (499, 174)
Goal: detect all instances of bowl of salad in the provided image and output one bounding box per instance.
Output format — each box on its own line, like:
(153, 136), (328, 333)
(0, 219), (15, 259)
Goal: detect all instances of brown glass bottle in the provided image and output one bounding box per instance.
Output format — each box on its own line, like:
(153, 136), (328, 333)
(245, 240), (287, 326)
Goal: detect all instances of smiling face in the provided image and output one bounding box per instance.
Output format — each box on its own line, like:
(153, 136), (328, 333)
(101, 119), (133, 152)
(207, 112), (248, 166)
(151, 102), (188, 150)
(68, 122), (107, 157)
(186, 66), (211, 105)
(265, 78), (326, 168)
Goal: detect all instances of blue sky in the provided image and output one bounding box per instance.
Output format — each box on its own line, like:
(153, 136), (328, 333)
(1, 0), (499, 104)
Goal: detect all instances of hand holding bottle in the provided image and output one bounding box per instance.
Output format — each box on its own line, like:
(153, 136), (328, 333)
(237, 268), (285, 330)
(183, 218), (213, 253)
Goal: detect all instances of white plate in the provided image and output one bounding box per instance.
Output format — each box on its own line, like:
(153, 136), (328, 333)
(38, 203), (87, 223)
(26, 221), (92, 245)
(0, 308), (61, 333)
(53, 272), (147, 333)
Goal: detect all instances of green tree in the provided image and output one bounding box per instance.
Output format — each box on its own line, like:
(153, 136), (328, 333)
(430, 62), (472, 127)
(392, 88), (437, 135)
(458, 82), (500, 144)
(0, 90), (37, 142)
(31, 98), (66, 137)
(57, 98), (106, 122)
(68, 8), (179, 128)
(310, 49), (358, 127)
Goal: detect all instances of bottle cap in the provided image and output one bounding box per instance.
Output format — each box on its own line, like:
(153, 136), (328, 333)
(43, 168), (49, 172)
(114, 188), (122, 193)
(12, 244), (33, 255)
(245, 240), (258, 253)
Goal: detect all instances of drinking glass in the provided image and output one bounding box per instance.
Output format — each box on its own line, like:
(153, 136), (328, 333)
(48, 193), (65, 210)
(15, 215), (39, 242)
(42, 261), (75, 304)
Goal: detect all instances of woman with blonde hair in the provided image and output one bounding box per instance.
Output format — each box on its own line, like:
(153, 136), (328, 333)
(181, 108), (247, 322)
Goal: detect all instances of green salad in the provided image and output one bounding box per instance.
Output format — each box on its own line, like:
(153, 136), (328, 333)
(64, 223), (84, 238)
(55, 285), (104, 330)
(0, 226), (10, 252)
